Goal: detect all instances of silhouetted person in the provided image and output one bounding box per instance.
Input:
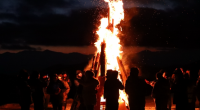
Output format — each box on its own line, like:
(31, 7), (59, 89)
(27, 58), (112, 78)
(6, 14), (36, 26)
(58, 73), (70, 110)
(63, 72), (71, 87)
(163, 71), (173, 110)
(171, 68), (188, 110)
(152, 72), (170, 110)
(104, 70), (124, 110)
(47, 74), (67, 110)
(78, 70), (99, 110)
(72, 70), (85, 110)
(29, 71), (45, 110)
(185, 70), (196, 110)
(42, 74), (50, 110)
(196, 69), (200, 109)
(125, 67), (147, 110)
(17, 70), (32, 110)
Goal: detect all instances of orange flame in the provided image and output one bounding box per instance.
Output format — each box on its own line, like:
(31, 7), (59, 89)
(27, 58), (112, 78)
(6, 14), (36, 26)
(95, 0), (129, 107)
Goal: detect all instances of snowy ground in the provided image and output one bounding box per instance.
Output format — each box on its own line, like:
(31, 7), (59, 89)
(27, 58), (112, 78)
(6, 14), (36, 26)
(0, 97), (200, 110)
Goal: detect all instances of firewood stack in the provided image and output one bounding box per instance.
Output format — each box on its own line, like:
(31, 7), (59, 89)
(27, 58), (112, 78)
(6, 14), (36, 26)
(92, 41), (128, 110)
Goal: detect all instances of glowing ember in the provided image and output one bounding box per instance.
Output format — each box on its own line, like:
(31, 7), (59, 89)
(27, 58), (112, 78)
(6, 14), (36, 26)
(95, 0), (129, 108)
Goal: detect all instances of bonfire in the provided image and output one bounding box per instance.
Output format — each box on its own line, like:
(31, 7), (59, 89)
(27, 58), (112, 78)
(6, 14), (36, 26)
(92, 0), (129, 110)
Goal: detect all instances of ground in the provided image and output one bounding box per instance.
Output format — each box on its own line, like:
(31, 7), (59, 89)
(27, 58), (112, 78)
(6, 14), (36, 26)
(0, 97), (200, 110)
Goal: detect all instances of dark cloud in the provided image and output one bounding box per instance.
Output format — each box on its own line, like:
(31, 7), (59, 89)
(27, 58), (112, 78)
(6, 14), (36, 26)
(0, 0), (198, 27)
(123, 0), (197, 10)
(0, 0), (197, 17)
(120, 7), (200, 48)
(0, 13), (17, 19)
(0, 0), (197, 25)
(0, 0), (199, 49)
(0, 8), (101, 46)
(0, 0), (19, 14)
(0, 0), (81, 19)
(0, 13), (18, 24)
(1, 44), (40, 51)
(0, 0), (105, 24)
(0, 6), (199, 49)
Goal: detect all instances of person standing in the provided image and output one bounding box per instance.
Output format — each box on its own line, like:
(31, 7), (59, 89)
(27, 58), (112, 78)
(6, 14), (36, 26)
(29, 71), (45, 110)
(151, 72), (170, 110)
(58, 73), (70, 110)
(196, 69), (200, 110)
(185, 70), (196, 110)
(63, 72), (71, 87)
(171, 68), (188, 110)
(78, 70), (99, 110)
(125, 67), (148, 110)
(47, 74), (67, 110)
(17, 70), (32, 110)
(71, 70), (84, 110)
(42, 74), (50, 110)
(104, 70), (124, 110)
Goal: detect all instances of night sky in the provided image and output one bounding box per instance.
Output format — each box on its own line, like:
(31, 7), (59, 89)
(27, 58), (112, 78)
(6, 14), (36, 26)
(1, 1), (200, 104)
(0, 0), (200, 68)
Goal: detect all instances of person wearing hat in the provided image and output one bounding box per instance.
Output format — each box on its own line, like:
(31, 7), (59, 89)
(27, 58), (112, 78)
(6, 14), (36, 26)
(47, 74), (66, 110)
(104, 70), (124, 110)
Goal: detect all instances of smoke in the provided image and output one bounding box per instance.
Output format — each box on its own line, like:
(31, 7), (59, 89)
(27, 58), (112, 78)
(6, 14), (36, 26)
(1, 44), (41, 51)
(121, 46), (164, 75)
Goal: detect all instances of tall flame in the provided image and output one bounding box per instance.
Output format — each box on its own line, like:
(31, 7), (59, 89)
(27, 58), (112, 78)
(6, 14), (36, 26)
(95, 0), (129, 108)
(95, 0), (124, 70)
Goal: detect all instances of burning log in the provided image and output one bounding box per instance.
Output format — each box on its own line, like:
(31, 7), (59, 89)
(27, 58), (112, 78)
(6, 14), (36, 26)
(96, 57), (101, 78)
(117, 56), (127, 86)
(107, 7), (114, 33)
(100, 40), (106, 77)
(108, 7), (110, 26)
(111, 19), (114, 33)
(92, 53), (100, 77)
(92, 53), (99, 70)
(94, 40), (106, 110)
(94, 0), (128, 109)
(117, 56), (130, 109)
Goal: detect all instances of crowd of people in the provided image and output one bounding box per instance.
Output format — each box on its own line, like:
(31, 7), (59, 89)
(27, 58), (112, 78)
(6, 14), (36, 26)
(17, 70), (70, 110)
(16, 67), (200, 110)
(137, 68), (200, 110)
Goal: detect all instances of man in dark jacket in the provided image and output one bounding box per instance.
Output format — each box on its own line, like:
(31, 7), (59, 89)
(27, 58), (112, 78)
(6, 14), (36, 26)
(152, 72), (170, 110)
(17, 70), (32, 110)
(78, 70), (99, 110)
(196, 69), (200, 109)
(47, 74), (67, 110)
(171, 68), (188, 110)
(125, 67), (148, 110)
(29, 71), (45, 110)
(104, 70), (124, 110)
(42, 74), (50, 110)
